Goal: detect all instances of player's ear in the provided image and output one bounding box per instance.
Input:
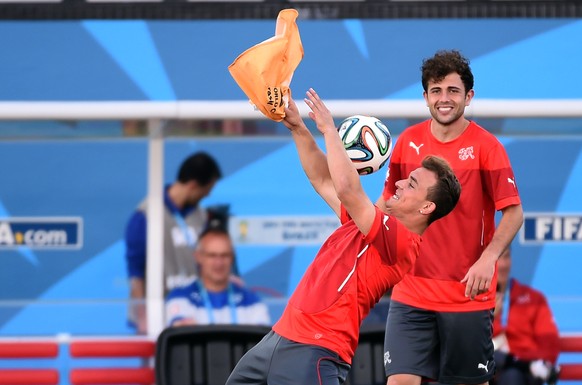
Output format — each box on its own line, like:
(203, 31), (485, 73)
(420, 202), (435, 215)
(465, 89), (475, 107)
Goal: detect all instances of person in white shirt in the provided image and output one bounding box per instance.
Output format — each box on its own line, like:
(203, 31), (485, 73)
(165, 228), (270, 326)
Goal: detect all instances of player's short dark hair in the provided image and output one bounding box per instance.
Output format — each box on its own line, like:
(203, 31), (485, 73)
(422, 155), (461, 226)
(421, 49), (474, 94)
(177, 152), (222, 186)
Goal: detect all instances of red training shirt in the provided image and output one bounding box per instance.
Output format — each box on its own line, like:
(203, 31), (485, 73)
(383, 120), (521, 311)
(273, 205), (419, 364)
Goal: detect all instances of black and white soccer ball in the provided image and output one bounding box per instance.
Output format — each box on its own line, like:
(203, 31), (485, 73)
(337, 115), (392, 175)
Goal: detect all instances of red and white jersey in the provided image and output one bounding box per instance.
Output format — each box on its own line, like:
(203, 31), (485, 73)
(272, 205), (418, 364)
(383, 120), (521, 311)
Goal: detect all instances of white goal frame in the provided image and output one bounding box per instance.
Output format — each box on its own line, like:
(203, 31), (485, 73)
(2, 99), (582, 120)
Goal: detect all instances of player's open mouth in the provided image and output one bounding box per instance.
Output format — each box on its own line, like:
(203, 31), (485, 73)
(437, 106), (453, 113)
(392, 193), (400, 201)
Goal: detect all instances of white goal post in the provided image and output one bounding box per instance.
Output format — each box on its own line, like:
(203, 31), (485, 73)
(2, 98), (580, 338)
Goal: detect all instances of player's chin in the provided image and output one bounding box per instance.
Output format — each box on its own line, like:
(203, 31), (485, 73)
(383, 201), (394, 212)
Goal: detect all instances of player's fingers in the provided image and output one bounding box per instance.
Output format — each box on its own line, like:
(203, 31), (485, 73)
(304, 98), (318, 115)
(306, 89), (318, 105)
(305, 96), (320, 113)
(308, 90), (326, 113)
(308, 88), (320, 100)
(471, 285), (479, 300)
(475, 279), (483, 292)
(469, 277), (481, 298)
(464, 278), (474, 298)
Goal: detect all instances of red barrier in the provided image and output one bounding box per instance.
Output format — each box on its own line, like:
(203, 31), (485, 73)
(560, 336), (582, 353)
(69, 368), (155, 385)
(69, 339), (155, 385)
(559, 335), (582, 381)
(0, 369), (59, 385)
(0, 337), (155, 385)
(560, 364), (582, 381)
(1, 335), (582, 383)
(0, 342), (58, 358)
(70, 340), (155, 358)
(0, 342), (60, 385)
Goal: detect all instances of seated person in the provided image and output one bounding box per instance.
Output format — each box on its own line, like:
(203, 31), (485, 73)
(492, 247), (560, 385)
(165, 228), (271, 326)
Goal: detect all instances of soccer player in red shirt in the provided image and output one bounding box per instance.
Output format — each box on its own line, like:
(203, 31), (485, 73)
(226, 88), (461, 385)
(377, 50), (524, 385)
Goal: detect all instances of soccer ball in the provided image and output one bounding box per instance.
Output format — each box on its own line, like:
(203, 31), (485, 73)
(337, 115), (392, 175)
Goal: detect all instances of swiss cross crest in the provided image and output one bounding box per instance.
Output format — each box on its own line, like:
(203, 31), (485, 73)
(458, 146), (475, 160)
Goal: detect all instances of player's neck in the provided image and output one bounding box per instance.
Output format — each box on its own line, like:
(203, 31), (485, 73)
(430, 118), (470, 143)
(397, 215), (428, 236)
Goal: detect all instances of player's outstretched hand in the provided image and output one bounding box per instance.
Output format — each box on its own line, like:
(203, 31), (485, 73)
(304, 88), (336, 135)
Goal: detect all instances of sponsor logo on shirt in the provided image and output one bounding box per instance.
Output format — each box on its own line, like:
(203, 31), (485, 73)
(383, 215), (390, 231)
(409, 141), (424, 155)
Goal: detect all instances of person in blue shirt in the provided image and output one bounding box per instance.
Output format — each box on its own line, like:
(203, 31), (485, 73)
(124, 151), (224, 334)
(165, 228), (270, 326)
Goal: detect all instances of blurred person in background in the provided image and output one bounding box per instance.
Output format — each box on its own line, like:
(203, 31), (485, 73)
(491, 247), (560, 385)
(124, 151), (226, 334)
(165, 228), (270, 326)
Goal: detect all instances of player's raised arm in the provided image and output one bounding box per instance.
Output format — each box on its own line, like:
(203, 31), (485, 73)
(282, 95), (341, 217)
(303, 88), (376, 236)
